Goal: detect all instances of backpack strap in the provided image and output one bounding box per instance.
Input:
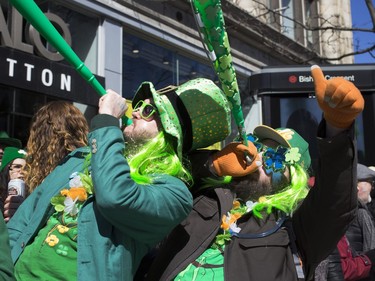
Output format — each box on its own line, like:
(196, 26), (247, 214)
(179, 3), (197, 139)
(231, 213), (287, 239)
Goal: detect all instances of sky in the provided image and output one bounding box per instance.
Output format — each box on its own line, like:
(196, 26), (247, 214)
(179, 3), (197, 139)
(350, 0), (375, 63)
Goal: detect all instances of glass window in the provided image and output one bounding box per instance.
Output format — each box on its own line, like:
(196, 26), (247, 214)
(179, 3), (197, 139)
(123, 32), (232, 99)
(15, 90), (46, 115)
(303, 0), (319, 51)
(12, 114), (32, 147)
(357, 92), (375, 166)
(175, 55), (218, 85)
(304, 0), (313, 47)
(0, 85), (13, 113)
(123, 33), (175, 98)
(262, 91), (375, 173)
(280, 0), (295, 40)
(36, 2), (100, 73)
(262, 94), (321, 174)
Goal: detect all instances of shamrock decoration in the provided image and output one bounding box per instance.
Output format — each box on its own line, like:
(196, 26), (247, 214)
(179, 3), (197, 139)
(285, 147), (302, 165)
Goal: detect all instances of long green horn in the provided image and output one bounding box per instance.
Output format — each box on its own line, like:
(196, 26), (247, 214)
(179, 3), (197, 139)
(9, 0), (106, 96)
(191, 0), (248, 145)
(9, 0), (132, 125)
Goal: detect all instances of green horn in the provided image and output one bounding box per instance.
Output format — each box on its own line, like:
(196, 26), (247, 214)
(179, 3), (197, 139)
(9, 0), (106, 95)
(9, 0), (132, 125)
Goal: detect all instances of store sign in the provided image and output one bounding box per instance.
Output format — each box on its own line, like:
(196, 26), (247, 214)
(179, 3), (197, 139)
(0, 6), (70, 61)
(250, 65), (375, 95)
(294, 74), (355, 83)
(0, 5), (103, 106)
(0, 47), (103, 106)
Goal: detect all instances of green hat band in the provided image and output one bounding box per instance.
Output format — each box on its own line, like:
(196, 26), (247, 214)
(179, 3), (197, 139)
(161, 90), (194, 151)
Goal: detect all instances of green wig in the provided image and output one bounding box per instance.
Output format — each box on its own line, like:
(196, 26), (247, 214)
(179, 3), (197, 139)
(252, 164), (309, 218)
(126, 131), (193, 186)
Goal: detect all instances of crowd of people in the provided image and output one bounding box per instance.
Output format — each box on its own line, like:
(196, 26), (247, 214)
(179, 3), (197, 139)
(0, 65), (374, 281)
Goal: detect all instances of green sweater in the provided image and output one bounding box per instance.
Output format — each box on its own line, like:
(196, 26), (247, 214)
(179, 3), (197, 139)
(0, 212), (15, 281)
(7, 114), (193, 280)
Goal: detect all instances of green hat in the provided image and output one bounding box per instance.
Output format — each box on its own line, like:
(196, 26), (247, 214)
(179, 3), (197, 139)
(253, 125), (311, 169)
(0, 147), (27, 171)
(132, 78), (232, 159)
(0, 131), (22, 148)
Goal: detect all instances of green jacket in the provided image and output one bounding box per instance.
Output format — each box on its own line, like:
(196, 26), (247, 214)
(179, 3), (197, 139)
(0, 212), (15, 281)
(7, 114), (193, 280)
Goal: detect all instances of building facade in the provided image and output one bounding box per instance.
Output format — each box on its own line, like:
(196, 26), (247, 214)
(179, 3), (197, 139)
(0, 0), (357, 147)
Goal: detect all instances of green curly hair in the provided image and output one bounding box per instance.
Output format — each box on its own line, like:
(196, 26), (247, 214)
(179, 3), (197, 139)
(252, 164), (309, 218)
(200, 163), (309, 218)
(126, 131), (193, 186)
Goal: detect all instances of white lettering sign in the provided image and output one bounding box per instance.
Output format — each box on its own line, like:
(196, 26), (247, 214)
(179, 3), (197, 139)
(298, 74), (356, 83)
(4, 57), (71, 91)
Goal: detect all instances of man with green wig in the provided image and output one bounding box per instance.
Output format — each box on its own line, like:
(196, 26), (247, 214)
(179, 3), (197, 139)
(7, 78), (232, 281)
(144, 65), (364, 281)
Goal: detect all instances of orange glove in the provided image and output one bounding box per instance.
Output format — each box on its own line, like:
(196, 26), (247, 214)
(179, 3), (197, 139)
(311, 65), (364, 128)
(212, 141), (261, 177)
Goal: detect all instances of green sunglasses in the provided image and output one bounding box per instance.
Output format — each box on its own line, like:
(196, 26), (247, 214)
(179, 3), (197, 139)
(133, 100), (157, 120)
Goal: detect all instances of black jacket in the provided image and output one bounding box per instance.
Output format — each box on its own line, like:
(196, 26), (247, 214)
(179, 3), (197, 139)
(146, 123), (358, 281)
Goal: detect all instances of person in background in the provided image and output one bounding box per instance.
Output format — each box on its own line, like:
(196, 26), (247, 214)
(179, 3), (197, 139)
(357, 164), (375, 207)
(24, 101), (89, 193)
(0, 131), (22, 212)
(0, 131), (22, 165)
(362, 165), (375, 222)
(0, 211), (15, 280)
(7, 78), (232, 281)
(0, 131), (22, 166)
(0, 147), (27, 221)
(143, 65), (364, 281)
(315, 164), (375, 281)
(2, 100), (88, 225)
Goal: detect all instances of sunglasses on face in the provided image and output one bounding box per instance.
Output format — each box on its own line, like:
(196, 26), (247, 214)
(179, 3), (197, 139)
(133, 100), (157, 121)
(246, 133), (291, 172)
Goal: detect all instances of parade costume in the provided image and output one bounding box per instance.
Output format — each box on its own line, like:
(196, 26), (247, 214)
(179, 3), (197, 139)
(145, 123), (357, 281)
(7, 78), (231, 281)
(142, 65), (364, 280)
